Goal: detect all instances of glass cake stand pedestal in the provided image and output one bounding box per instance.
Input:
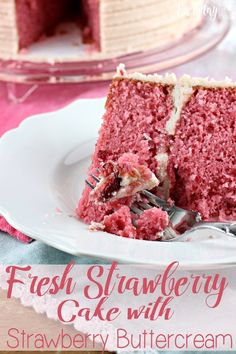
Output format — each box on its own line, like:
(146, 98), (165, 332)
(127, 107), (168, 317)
(0, 4), (230, 103)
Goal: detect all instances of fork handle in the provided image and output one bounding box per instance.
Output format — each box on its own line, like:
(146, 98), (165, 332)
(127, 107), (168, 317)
(195, 221), (236, 237)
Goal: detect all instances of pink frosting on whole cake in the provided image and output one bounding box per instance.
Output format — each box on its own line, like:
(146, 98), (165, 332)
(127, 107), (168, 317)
(169, 87), (236, 221)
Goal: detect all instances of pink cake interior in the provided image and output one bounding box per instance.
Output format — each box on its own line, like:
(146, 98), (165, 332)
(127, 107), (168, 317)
(15, 0), (100, 49)
(16, 0), (68, 49)
(136, 208), (169, 240)
(103, 206), (137, 239)
(77, 78), (174, 237)
(103, 206), (168, 240)
(82, 0), (100, 48)
(169, 87), (236, 221)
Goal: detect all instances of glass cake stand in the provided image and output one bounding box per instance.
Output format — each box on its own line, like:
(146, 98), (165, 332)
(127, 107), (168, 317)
(0, 3), (230, 102)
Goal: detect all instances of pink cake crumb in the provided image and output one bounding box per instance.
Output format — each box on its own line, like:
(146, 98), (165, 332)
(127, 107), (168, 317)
(136, 208), (169, 240)
(103, 206), (137, 238)
(15, 0), (101, 50)
(102, 206), (168, 240)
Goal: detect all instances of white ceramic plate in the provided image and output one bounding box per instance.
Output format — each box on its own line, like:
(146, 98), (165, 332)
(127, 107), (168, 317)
(0, 98), (236, 267)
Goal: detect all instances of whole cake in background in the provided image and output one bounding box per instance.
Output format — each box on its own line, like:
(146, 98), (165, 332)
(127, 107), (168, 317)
(0, 0), (203, 57)
(78, 65), (236, 241)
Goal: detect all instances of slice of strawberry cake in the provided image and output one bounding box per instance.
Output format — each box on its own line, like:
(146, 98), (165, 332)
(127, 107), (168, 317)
(77, 67), (236, 240)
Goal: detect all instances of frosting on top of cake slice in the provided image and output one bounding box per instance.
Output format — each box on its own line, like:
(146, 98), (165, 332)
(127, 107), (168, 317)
(115, 63), (177, 85)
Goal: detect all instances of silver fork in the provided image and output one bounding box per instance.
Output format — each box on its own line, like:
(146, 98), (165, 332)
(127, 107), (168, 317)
(86, 174), (236, 241)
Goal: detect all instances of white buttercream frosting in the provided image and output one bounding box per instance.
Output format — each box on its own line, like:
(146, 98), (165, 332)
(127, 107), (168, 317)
(117, 170), (158, 199)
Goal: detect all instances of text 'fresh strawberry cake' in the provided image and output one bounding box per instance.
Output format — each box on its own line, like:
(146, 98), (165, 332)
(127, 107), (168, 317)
(77, 66), (236, 241)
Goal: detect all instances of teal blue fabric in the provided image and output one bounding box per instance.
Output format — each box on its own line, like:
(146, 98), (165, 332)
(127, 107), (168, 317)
(0, 231), (103, 264)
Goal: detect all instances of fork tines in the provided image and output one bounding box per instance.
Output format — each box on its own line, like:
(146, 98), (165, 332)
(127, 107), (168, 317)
(85, 179), (95, 190)
(85, 173), (101, 190)
(86, 173), (168, 215)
